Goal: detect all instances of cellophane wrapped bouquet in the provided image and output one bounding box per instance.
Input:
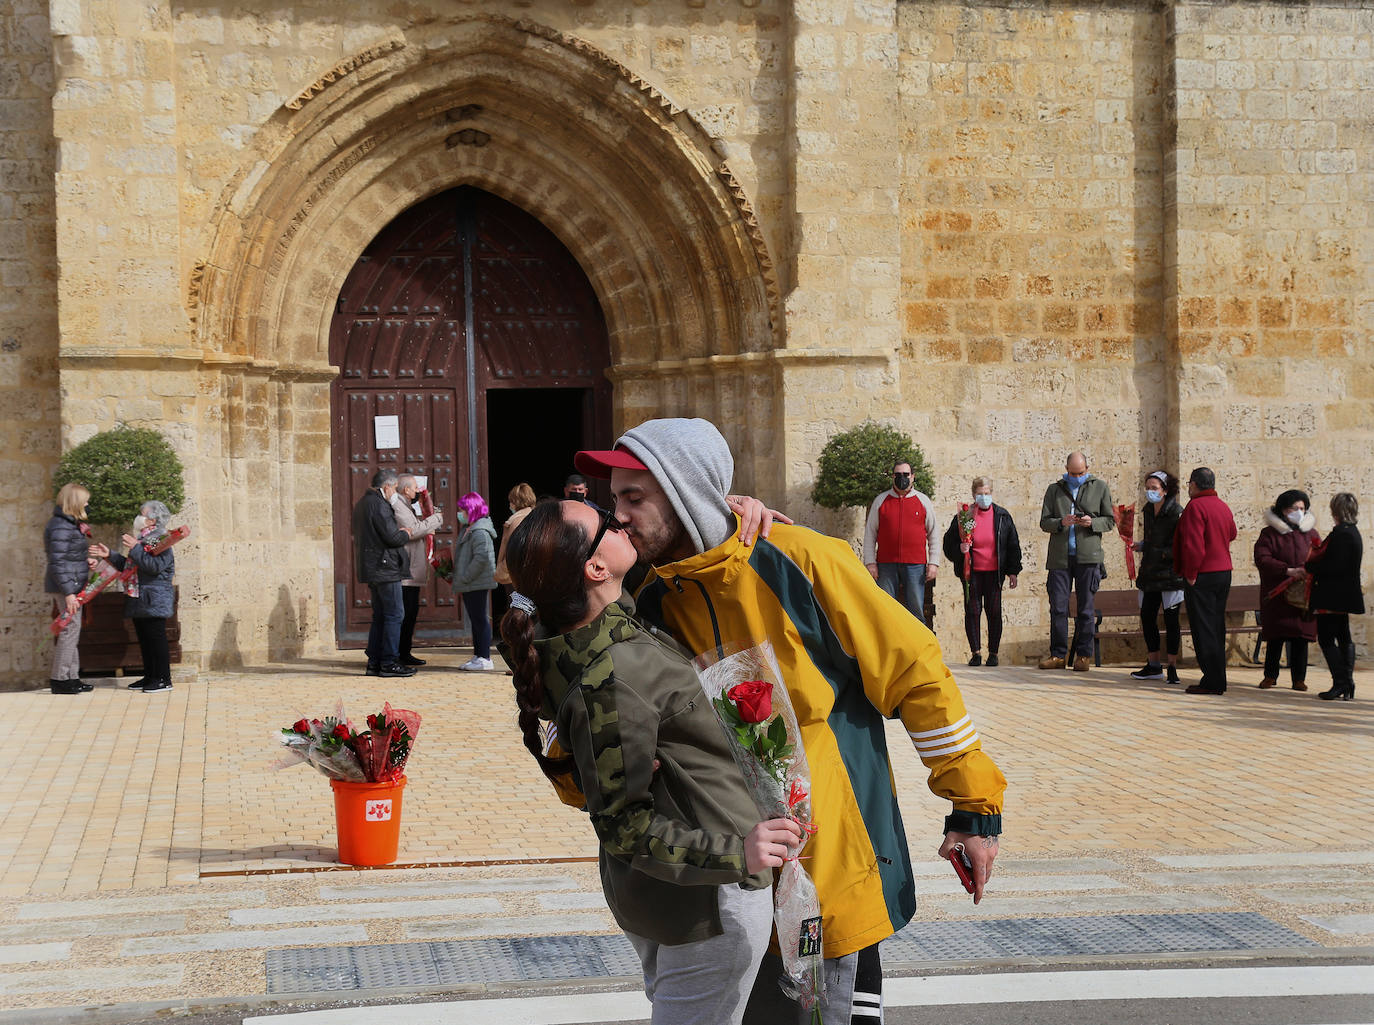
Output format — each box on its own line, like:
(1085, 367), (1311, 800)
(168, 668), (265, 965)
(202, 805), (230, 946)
(695, 641), (824, 1021)
(276, 701), (420, 782)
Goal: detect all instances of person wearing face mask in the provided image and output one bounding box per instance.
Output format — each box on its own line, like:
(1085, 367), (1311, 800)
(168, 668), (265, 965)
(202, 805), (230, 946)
(1254, 488), (1320, 691)
(863, 461), (940, 626)
(89, 501), (178, 693)
(1130, 471), (1185, 685)
(1037, 452), (1116, 671)
(389, 474), (444, 668)
(942, 477), (1022, 666)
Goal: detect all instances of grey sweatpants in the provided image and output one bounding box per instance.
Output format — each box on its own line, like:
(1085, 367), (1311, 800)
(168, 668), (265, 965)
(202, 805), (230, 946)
(50, 607), (81, 681)
(625, 883), (773, 1025)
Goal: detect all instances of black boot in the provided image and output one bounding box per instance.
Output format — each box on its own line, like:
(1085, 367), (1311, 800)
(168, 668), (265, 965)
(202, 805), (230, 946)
(50, 679), (85, 695)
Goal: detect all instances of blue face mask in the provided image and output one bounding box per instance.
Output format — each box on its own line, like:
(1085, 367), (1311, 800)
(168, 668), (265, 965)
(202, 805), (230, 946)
(975, 494), (993, 509)
(1145, 489), (1162, 504)
(1064, 473), (1088, 487)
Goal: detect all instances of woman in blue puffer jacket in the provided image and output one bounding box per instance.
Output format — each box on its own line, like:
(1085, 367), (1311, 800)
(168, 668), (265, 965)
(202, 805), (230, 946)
(91, 500), (177, 693)
(45, 483), (96, 695)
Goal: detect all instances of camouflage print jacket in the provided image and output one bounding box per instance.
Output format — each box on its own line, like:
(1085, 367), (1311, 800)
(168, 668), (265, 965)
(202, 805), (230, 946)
(534, 599), (770, 946)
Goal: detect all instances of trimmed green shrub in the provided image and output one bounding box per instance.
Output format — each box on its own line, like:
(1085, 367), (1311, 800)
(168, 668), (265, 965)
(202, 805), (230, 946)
(53, 425), (185, 526)
(811, 421), (935, 510)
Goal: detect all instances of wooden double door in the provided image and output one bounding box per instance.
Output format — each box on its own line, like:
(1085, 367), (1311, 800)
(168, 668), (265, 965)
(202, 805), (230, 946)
(330, 186), (611, 647)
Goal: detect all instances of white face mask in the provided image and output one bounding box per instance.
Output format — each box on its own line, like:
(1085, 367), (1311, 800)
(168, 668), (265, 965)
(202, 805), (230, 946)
(1145, 489), (1162, 504)
(974, 494), (992, 509)
(1286, 509), (1304, 526)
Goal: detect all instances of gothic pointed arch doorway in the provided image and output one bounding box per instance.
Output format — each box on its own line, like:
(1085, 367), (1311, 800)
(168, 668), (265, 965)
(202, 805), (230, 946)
(330, 186), (611, 647)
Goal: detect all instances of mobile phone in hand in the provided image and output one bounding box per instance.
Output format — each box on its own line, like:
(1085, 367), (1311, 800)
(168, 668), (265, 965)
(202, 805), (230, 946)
(949, 843), (975, 894)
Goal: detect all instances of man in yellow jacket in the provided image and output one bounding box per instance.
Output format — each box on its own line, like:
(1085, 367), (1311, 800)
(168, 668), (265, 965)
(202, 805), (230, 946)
(577, 418), (1006, 1025)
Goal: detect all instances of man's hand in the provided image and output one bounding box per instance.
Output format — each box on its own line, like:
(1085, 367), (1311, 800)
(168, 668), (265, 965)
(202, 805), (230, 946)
(1008, 574), (1018, 589)
(938, 831), (999, 904)
(1061, 513), (1077, 528)
(89, 542), (109, 559)
(925, 564), (937, 581)
(1078, 514), (1093, 528)
(866, 562), (879, 581)
(726, 494), (794, 546)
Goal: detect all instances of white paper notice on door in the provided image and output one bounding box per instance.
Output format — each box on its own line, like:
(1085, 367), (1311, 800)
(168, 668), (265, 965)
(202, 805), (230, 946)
(413, 475), (428, 491)
(374, 414), (400, 450)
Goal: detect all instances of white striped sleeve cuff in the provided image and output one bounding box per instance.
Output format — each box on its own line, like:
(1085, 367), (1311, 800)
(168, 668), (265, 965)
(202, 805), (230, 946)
(908, 713), (979, 761)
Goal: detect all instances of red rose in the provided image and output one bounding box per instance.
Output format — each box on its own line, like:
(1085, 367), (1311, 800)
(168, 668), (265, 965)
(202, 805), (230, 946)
(291, 719), (310, 735)
(332, 723), (351, 743)
(727, 680), (773, 723)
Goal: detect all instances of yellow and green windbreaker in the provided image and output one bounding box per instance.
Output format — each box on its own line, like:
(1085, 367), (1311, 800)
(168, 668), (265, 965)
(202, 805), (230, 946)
(634, 521), (1007, 958)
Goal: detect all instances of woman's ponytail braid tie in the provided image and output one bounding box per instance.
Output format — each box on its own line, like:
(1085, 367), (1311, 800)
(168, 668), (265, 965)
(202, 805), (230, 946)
(509, 592), (537, 617)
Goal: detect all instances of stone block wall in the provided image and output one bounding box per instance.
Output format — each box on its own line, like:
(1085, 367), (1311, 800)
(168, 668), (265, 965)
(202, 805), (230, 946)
(0, 0), (61, 684)
(1168, 1), (1374, 546)
(898, 2), (1168, 652)
(2, 0), (1371, 685)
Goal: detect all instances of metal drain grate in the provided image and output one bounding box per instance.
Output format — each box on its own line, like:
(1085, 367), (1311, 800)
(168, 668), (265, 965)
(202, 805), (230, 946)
(880, 912), (1315, 962)
(265, 912), (1316, 995)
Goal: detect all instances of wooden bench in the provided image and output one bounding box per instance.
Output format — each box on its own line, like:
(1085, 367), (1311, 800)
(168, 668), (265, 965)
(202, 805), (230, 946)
(1070, 583), (1265, 666)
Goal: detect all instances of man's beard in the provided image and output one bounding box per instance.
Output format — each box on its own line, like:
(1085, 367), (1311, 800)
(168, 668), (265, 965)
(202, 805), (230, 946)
(629, 518), (693, 566)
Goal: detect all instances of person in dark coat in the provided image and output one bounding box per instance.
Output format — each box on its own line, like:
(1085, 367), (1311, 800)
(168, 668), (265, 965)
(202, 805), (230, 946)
(91, 500), (178, 693)
(44, 483), (95, 695)
(942, 476), (1022, 667)
(1130, 471), (1186, 685)
(351, 468), (413, 678)
(1308, 492), (1365, 701)
(1253, 488), (1320, 691)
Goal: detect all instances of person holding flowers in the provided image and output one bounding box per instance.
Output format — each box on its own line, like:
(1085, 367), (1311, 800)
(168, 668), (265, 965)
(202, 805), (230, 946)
(89, 500), (178, 693)
(500, 499), (802, 1025)
(577, 419), (1006, 1025)
(44, 482), (95, 695)
(941, 477), (1022, 667)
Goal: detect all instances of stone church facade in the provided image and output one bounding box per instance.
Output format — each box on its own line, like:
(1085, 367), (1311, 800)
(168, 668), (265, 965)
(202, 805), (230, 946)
(2, 0), (1370, 686)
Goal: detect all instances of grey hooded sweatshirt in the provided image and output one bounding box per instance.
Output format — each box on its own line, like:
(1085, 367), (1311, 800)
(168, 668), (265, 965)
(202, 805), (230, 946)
(616, 418), (736, 554)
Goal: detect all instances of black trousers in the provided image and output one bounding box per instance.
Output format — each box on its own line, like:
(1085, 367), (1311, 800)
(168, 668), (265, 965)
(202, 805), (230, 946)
(1317, 614), (1356, 687)
(399, 585), (421, 659)
(1184, 570), (1231, 691)
(1140, 591), (1182, 656)
(133, 616), (171, 684)
(1263, 638), (1308, 684)
(964, 570), (1003, 654)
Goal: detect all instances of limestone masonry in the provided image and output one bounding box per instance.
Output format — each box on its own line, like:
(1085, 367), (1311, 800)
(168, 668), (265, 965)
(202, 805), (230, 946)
(2, 0), (1370, 686)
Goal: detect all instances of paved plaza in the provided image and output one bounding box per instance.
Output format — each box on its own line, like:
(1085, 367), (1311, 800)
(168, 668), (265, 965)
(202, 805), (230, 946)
(0, 650), (1371, 1016)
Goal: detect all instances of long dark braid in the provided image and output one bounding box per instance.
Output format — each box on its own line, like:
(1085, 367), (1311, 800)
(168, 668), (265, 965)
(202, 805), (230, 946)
(500, 500), (592, 782)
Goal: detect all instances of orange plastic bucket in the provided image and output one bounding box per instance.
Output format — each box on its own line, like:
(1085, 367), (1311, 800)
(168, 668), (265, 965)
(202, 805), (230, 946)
(330, 775), (406, 866)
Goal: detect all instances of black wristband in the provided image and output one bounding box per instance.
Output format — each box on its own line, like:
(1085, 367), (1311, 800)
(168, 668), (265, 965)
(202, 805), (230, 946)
(944, 811), (1002, 837)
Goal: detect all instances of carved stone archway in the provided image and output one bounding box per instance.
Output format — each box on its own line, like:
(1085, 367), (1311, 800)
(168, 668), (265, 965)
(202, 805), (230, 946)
(186, 15), (781, 664)
(194, 14), (780, 446)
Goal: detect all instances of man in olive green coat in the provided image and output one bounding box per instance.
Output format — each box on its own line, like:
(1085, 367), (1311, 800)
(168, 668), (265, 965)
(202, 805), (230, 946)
(1038, 451), (1115, 671)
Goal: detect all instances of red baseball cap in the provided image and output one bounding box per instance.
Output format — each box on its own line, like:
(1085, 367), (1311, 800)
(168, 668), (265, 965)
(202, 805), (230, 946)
(574, 447), (648, 479)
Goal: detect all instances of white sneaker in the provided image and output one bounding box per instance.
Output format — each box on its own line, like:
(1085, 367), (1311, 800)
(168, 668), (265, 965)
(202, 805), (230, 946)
(460, 656), (494, 672)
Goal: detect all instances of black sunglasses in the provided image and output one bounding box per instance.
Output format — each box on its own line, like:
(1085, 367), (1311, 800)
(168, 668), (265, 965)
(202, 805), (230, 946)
(584, 507), (624, 561)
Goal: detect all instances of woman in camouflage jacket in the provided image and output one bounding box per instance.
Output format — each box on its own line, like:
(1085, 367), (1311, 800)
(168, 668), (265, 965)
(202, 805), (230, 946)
(499, 499), (802, 1025)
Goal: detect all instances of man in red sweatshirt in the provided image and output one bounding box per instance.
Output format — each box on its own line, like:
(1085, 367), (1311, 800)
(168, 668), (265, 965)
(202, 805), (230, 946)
(1173, 466), (1238, 694)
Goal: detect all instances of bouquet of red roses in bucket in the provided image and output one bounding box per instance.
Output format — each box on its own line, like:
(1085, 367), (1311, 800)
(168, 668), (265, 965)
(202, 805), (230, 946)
(276, 701), (420, 782)
(695, 642), (824, 1022)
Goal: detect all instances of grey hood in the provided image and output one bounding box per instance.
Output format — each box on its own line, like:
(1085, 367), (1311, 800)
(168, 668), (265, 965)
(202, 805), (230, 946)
(617, 418), (735, 554)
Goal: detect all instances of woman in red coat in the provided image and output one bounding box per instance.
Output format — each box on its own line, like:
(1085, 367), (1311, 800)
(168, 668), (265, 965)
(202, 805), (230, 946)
(1253, 488), (1320, 690)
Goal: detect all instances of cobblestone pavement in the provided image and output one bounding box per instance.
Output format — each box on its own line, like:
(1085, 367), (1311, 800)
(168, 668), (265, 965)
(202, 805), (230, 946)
(0, 651), (1370, 1012)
